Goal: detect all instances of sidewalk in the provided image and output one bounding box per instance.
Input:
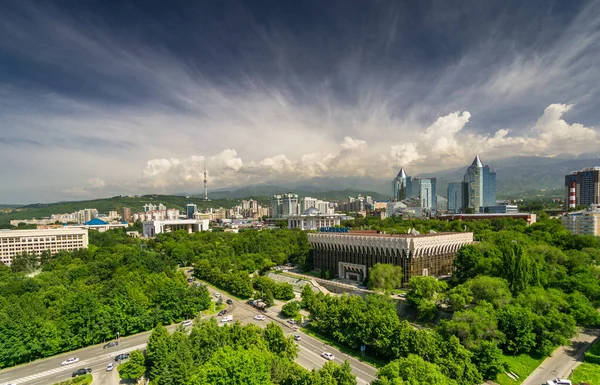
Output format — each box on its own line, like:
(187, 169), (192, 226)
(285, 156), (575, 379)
(521, 328), (600, 385)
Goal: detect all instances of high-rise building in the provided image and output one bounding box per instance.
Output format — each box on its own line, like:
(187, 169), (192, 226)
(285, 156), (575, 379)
(392, 168), (412, 201)
(412, 178), (437, 212)
(122, 207), (132, 222)
(186, 203), (198, 219)
(447, 182), (465, 214)
(564, 167), (600, 209)
(463, 155), (496, 213)
(270, 193), (300, 218)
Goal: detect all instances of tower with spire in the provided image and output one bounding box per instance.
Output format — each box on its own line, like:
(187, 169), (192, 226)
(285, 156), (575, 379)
(392, 168), (412, 201)
(461, 155), (496, 213)
(203, 163), (209, 201)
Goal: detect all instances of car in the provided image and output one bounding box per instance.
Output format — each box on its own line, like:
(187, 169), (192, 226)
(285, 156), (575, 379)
(106, 362), (115, 372)
(321, 352), (335, 360)
(253, 315), (265, 321)
(114, 353), (130, 361)
(214, 292), (221, 297)
(61, 357), (79, 366)
(287, 319), (297, 324)
(293, 334), (301, 341)
(72, 368), (92, 377)
(545, 380), (572, 385)
(357, 285), (367, 290)
(187, 277), (194, 283)
(222, 315), (233, 322)
(218, 310), (227, 316)
(103, 341), (118, 349)
(226, 299), (233, 305)
(182, 320), (193, 327)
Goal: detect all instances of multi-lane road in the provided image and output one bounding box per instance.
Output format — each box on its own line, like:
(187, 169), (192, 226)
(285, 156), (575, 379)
(0, 285), (378, 385)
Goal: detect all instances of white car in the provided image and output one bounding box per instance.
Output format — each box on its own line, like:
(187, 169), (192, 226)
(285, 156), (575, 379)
(106, 362), (115, 372)
(546, 380), (572, 385)
(182, 320), (193, 327)
(253, 315), (265, 321)
(321, 352), (334, 360)
(61, 357), (79, 366)
(221, 315), (233, 322)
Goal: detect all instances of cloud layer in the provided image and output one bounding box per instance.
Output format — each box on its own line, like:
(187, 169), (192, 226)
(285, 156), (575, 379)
(0, 0), (599, 202)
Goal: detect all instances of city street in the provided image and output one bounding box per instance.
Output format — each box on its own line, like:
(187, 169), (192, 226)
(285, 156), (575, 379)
(0, 285), (377, 385)
(521, 328), (600, 385)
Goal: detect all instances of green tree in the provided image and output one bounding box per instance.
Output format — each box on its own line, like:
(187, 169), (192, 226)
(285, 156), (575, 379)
(146, 325), (171, 379)
(374, 354), (457, 385)
(444, 285), (473, 311)
(367, 263), (404, 293)
(262, 322), (299, 361)
(497, 305), (536, 354)
(301, 284), (316, 310)
(264, 288), (275, 307)
(281, 301), (300, 318)
(470, 341), (506, 380)
(407, 276), (447, 320)
(118, 350), (146, 380)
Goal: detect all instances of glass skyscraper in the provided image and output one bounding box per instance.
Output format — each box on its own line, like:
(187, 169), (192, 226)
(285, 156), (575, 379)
(412, 177), (437, 211)
(447, 182), (465, 213)
(392, 168), (412, 201)
(447, 155), (496, 213)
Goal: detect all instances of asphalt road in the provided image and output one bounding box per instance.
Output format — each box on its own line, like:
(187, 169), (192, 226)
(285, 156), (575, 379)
(0, 285), (377, 385)
(521, 328), (600, 385)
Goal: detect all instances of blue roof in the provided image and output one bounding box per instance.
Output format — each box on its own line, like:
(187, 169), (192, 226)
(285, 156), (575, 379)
(85, 218), (109, 225)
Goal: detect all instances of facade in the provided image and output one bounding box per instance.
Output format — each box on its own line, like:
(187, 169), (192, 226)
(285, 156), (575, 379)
(122, 207), (132, 222)
(438, 213), (537, 226)
(447, 182), (465, 213)
(77, 209), (98, 224)
(142, 219), (209, 237)
(186, 204), (198, 219)
(412, 178), (437, 212)
(309, 231), (473, 283)
(301, 197), (333, 214)
(270, 193), (300, 218)
(287, 208), (343, 230)
(483, 205), (518, 214)
(564, 167), (600, 209)
(562, 206), (600, 236)
(392, 168), (412, 201)
(72, 218), (129, 232)
(0, 228), (89, 265)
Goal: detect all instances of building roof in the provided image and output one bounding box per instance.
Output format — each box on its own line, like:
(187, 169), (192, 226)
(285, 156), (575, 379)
(471, 155), (483, 168)
(396, 168), (408, 178)
(84, 218), (109, 225)
(303, 207), (321, 215)
(311, 231), (465, 238)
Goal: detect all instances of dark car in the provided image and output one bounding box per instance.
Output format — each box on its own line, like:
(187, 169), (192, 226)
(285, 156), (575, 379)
(187, 277), (194, 283)
(114, 353), (130, 361)
(226, 299), (233, 305)
(218, 310), (227, 316)
(72, 368), (92, 377)
(103, 341), (118, 349)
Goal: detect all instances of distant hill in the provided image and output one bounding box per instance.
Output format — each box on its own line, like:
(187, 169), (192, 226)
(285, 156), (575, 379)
(205, 184), (389, 201)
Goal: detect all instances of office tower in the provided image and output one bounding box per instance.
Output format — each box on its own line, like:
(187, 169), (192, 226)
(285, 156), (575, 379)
(412, 178), (437, 211)
(447, 182), (465, 214)
(281, 193), (299, 217)
(392, 168), (412, 201)
(122, 207), (132, 222)
(463, 155), (496, 213)
(186, 203), (198, 219)
(565, 167), (600, 209)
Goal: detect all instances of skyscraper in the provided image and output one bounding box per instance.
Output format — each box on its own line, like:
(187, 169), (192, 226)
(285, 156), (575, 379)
(392, 168), (412, 201)
(186, 203), (198, 219)
(447, 182), (465, 214)
(412, 178), (437, 212)
(448, 155), (496, 213)
(565, 167), (600, 208)
(122, 207), (132, 222)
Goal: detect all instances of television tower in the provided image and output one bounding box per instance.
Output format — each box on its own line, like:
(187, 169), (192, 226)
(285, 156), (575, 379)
(203, 163), (209, 201)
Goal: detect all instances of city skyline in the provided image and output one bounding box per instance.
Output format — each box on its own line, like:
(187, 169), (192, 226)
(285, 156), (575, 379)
(1, 0), (600, 203)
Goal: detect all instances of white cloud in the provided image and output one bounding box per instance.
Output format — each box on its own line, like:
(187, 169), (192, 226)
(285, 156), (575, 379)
(86, 177), (106, 188)
(340, 136), (366, 150)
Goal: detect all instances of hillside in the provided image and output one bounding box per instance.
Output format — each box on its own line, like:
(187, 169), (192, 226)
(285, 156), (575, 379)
(206, 185), (389, 201)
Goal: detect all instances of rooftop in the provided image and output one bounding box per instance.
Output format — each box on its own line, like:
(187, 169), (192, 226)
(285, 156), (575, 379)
(312, 231), (467, 238)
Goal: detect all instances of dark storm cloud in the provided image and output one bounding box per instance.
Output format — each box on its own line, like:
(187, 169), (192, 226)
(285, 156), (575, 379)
(0, 0), (599, 203)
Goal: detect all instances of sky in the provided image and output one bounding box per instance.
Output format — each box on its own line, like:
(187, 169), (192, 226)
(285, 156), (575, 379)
(1, 0), (600, 204)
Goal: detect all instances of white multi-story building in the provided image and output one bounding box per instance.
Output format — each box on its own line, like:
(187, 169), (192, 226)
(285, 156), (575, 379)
(287, 208), (344, 230)
(0, 228), (89, 265)
(142, 219), (210, 237)
(562, 206), (600, 236)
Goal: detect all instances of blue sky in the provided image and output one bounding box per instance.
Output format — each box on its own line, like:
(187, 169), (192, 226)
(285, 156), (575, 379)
(1, 0), (599, 203)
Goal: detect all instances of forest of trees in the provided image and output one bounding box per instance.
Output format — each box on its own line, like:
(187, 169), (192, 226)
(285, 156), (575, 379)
(0, 230), (212, 368)
(300, 216), (600, 384)
(128, 320), (357, 385)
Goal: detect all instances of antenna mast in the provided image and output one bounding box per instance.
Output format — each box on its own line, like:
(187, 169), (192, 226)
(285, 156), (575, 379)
(203, 163), (209, 201)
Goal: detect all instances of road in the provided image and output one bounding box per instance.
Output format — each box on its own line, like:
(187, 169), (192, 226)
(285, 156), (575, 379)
(521, 328), (600, 385)
(0, 285), (377, 385)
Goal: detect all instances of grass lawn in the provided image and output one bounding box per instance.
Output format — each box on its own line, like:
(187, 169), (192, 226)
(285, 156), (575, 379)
(571, 362), (600, 384)
(52, 374), (92, 385)
(301, 326), (387, 368)
(494, 353), (547, 385)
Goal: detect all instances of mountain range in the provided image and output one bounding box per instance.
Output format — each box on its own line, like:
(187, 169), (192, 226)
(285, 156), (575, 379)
(204, 154), (600, 200)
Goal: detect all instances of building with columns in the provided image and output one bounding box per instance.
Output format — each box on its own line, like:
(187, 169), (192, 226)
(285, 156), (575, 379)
(287, 208), (344, 230)
(142, 219), (209, 237)
(308, 230), (473, 283)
